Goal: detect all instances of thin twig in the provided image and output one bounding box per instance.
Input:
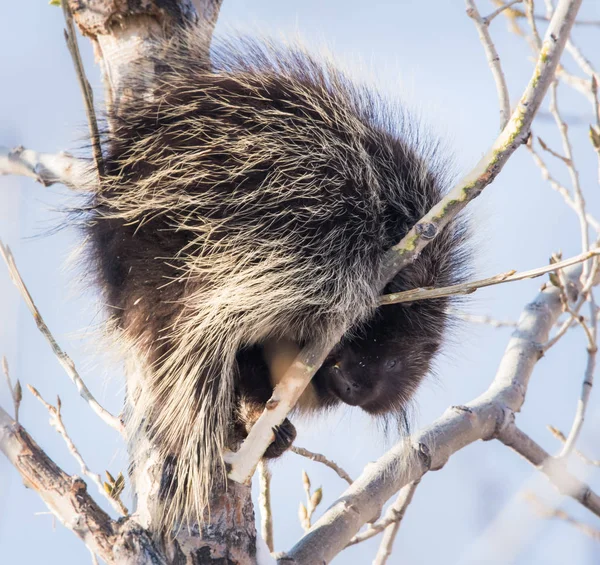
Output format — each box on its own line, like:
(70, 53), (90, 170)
(0, 241), (124, 434)
(346, 480), (420, 548)
(525, 493), (600, 540)
(494, 1), (600, 27)
(499, 421), (600, 516)
(372, 481), (421, 565)
(548, 426), (600, 466)
(544, 248), (600, 350)
(537, 136), (571, 165)
(526, 139), (600, 232)
(28, 385), (128, 516)
(548, 81), (591, 275)
(257, 461), (274, 553)
(559, 285), (598, 458)
(2, 357), (22, 423)
(61, 0), (104, 181)
(466, 0), (512, 129)
(291, 446), (353, 485)
(591, 76), (600, 186)
(524, 0), (543, 49)
(449, 310), (518, 328)
(380, 248), (600, 306)
(565, 39), (599, 82)
(484, 0), (524, 24)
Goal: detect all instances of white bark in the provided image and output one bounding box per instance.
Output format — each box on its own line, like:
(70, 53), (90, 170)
(284, 260), (596, 563)
(0, 145), (93, 189)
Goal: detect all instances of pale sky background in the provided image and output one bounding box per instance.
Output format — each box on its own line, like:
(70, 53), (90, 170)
(1, 1), (600, 564)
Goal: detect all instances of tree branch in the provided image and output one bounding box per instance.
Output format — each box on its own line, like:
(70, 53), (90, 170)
(372, 481), (420, 565)
(0, 145), (92, 189)
(0, 241), (124, 434)
(283, 254), (591, 562)
(0, 405), (118, 562)
(499, 421), (600, 516)
(291, 446), (353, 486)
(61, 0), (104, 180)
(258, 461), (274, 553)
(28, 386), (128, 516)
(379, 247), (599, 305)
(466, 0), (512, 129)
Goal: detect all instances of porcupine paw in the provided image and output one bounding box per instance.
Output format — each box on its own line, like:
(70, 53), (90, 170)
(264, 418), (297, 458)
(158, 455), (178, 501)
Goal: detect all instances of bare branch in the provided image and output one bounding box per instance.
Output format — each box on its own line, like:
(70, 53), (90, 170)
(61, 0), (104, 180)
(28, 385), (128, 516)
(548, 426), (600, 466)
(559, 286), (598, 458)
(524, 0), (543, 49)
(537, 136), (571, 165)
(372, 482), (421, 565)
(449, 310), (518, 328)
(0, 403), (170, 564)
(544, 251), (599, 350)
(565, 39), (599, 81)
(2, 357), (22, 423)
(525, 493), (600, 541)
(0, 241), (124, 434)
(346, 480), (420, 548)
(380, 248), (599, 305)
(291, 446), (353, 485)
(495, 1), (600, 27)
(526, 139), (600, 232)
(466, 0), (512, 129)
(258, 461), (274, 553)
(0, 145), (92, 189)
(548, 82), (591, 270)
(0, 405), (117, 561)
(497, 1), (596, 103)
(484, 0), (524, 24)
(499, 422), (600, 516)
(284, 254), (591, 562)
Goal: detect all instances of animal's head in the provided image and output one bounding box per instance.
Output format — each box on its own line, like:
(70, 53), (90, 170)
(312, 300), (448, 415)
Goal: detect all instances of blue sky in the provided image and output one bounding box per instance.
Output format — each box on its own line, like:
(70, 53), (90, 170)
(1, 1), (600, 563)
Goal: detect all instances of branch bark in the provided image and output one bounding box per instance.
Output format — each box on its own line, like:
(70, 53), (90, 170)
(0, 405), (169, 564)
(284, 255), (593, 562)
(0, 145), (92, 189)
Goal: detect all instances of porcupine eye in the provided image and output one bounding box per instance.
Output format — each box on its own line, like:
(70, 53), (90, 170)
(383, 358), (398, 370)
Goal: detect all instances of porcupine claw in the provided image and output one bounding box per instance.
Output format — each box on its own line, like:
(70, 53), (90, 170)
(264, 418), (297, 458)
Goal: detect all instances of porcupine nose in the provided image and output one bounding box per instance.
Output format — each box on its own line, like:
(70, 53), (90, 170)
(328, 363), (365, 406)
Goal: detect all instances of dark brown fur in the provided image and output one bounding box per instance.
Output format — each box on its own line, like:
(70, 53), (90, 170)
(83, 30), (469, 528)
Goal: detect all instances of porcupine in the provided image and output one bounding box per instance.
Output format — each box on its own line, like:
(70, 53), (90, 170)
(85, 29), (469, 531)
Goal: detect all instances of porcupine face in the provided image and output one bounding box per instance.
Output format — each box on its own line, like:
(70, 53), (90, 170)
(313, 301), (447, 414)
